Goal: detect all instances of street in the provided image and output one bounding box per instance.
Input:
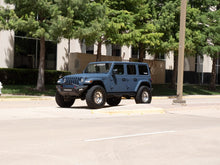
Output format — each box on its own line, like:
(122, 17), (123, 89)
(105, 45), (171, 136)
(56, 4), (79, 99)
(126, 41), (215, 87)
(0, 96), (220, 165)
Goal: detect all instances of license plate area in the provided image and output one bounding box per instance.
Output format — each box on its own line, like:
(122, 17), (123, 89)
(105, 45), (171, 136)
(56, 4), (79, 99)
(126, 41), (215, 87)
(63, 88), (72, 92)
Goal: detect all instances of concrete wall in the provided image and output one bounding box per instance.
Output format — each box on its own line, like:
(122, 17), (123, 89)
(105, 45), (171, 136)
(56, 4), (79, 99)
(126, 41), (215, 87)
(0, 0), (14, 68)
(68, 53), (122, 74)
(184, 56), (195, 72)
(56, 39), (83, 71)
(203, 55), (212, 73)
(144, 59), (166, 84)
(0, 30), (14, 68)
(165, 51), (174, 70)
(121, 46), (131, 61)
(0, 0), (14, 8)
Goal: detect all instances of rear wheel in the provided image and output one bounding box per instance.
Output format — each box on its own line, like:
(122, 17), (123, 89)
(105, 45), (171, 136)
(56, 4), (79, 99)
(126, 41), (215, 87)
(86, 85), (106, 109)
(135, 86), (152, 104)
(107, 97), (121, 106)
(55, 91), (75, 108)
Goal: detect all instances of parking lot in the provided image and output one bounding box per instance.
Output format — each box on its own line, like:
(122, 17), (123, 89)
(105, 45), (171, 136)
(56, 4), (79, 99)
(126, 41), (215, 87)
(0, 96), (220, 165)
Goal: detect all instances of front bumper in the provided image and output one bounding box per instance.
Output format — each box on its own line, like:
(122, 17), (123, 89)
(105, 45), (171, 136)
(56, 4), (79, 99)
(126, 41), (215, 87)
(56, 84), (88, 97)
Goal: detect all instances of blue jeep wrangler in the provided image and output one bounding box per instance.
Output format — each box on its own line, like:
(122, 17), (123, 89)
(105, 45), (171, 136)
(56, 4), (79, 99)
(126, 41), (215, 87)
(56, 61), (152, 109)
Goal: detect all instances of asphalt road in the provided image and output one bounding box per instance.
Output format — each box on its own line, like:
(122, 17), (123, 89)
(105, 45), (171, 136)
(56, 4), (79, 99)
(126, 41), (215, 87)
(0, 96), (220, 165)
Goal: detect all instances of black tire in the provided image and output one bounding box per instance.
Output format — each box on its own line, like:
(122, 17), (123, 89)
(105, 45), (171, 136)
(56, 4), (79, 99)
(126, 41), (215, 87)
(135, 86), (152, 104)
(55, 91), (75, 108)
(107, 97), (121, 106)
(86, 85), (106, 109)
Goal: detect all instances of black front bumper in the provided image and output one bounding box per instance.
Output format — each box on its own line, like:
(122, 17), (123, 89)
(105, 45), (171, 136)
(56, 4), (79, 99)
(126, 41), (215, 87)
(56, 84), (88, 97)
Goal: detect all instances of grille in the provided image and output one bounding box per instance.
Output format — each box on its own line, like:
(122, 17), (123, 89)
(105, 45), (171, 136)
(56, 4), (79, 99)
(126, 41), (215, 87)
(65, 77), (80, 85)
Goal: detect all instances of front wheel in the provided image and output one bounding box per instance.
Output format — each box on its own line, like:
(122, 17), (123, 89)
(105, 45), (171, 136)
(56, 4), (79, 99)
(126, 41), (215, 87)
(55, 91), (75, 108)
(135, 86), (152, 104)
(86, 85), (106, 109)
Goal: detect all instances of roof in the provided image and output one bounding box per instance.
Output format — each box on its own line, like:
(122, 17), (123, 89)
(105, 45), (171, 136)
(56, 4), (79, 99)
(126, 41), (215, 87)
(89, 61), (149, 65)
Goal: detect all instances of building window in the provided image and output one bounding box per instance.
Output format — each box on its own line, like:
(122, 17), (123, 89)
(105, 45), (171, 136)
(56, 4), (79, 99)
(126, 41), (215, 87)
(195, 56), (203, 73)
(156, 53), (165, 60)
(112, 44), (121, 57)
(86, 45), (94, 54)
(131, 46), (139, 59)
(14, 32), (57, 70)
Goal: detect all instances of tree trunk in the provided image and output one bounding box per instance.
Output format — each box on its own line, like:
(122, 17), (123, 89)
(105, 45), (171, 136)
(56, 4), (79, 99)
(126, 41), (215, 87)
(170, 51), (178, 89)
(210, 57), (217, 90)
(96, 41), (102, 62)
(138, 43), (145, 62)
(36, 37), (46, 91)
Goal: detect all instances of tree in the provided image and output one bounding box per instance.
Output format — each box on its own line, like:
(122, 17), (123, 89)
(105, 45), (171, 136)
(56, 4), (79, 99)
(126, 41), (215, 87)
(53, 0), (88, 55)
(188, 0), (220, 90)
(106, 0), (164, 62)
(74, 1), (108, 61)
(3, 0), (59, 91)
(130, 0), (163, 62)
(75, 0), (135, 61)
(0, 5), (16, 30)
(2, 0), (89, 91)
(201, 6), (220, 90)
(157, 0), (203, 88)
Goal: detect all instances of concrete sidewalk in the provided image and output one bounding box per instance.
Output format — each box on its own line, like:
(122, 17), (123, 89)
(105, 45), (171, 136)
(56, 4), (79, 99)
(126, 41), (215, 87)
(0, 94), (220, 117)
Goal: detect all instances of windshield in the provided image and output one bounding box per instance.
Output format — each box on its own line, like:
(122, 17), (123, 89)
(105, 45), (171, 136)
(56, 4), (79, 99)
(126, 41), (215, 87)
(84, 63), (112, 73)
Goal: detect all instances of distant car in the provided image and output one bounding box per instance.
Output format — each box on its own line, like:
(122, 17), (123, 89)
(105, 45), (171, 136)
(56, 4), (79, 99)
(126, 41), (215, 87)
(56, 61), (152, 109)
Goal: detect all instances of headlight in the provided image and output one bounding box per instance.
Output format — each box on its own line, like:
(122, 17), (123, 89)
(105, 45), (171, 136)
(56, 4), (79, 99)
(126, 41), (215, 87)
(80, 78), (84, 82)
(57, 79), (62, 84)
(57, 78), (66, 84)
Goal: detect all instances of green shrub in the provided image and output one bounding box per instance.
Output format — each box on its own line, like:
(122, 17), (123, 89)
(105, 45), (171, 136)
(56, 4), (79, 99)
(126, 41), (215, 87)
(0, 68), (71, 85)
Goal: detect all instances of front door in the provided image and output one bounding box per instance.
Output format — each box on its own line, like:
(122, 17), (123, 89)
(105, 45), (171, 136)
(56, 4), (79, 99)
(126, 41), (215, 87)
(109, 64), (127, 92)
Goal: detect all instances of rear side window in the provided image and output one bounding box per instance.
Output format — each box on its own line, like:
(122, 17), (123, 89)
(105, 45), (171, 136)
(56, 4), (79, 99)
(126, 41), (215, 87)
(138, 65), (148, 75)
(113, 64), (124, 75)
(127, 65), (136, 75)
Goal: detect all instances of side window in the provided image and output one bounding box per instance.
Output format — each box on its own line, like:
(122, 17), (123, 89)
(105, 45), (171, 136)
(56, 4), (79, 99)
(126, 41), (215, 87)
(113, 64), (124, 75)
(138, 65), (148, 75)
(127, 65), (136, 75)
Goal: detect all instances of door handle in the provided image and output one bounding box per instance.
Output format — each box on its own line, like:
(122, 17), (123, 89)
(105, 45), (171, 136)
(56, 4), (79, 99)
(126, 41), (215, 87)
(122, 78), (126, 81)
(133, 78), (137, 82)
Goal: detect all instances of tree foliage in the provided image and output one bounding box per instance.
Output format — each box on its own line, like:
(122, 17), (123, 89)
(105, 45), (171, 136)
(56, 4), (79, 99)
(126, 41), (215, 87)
(197, 1), (220, 90)
(1, 0), (219, 91)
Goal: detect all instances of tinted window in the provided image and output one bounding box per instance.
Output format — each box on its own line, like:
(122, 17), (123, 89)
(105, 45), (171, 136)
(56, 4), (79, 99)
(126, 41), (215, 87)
(127, 65), (136, 75)
(138, 65), (148, 75)
(113, 64), (124, 75)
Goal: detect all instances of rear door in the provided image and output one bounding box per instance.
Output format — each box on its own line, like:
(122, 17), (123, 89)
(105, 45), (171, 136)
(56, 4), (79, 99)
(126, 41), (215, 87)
(125, 64), (137, 92)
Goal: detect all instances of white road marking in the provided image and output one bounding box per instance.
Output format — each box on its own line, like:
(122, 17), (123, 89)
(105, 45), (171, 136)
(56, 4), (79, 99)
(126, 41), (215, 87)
(84, 130), (176, 142)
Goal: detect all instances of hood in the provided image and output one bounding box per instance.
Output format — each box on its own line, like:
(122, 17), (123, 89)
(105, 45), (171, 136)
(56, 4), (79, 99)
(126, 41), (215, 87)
(65, 73), (108, 79)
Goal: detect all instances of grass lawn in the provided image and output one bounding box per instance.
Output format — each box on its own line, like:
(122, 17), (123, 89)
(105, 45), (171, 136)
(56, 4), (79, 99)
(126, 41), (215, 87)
(2, 85), (56, 96)
(152, 84), (220, 96)
(1, 84), (220, 97)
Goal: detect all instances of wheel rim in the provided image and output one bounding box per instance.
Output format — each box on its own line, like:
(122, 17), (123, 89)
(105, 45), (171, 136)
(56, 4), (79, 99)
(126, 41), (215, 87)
(142, 90), (149, 102)
(94, 91), (103, 104)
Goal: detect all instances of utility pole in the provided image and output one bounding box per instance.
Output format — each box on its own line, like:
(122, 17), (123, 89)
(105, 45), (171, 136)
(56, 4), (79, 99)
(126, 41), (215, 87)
(173, 0), (187, 104)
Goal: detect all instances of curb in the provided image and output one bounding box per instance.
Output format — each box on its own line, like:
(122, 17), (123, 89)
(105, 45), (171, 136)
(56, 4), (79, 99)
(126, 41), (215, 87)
(91, 108), (165, 115)
(0, 95), (54, 101)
